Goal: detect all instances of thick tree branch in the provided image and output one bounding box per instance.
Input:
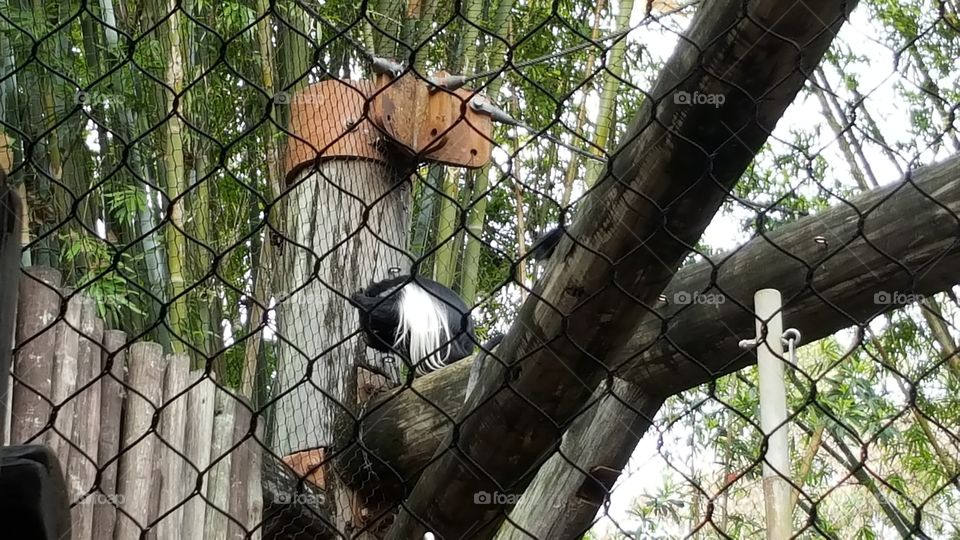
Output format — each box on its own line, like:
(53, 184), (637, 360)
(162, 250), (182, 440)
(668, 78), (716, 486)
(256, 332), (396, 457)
(383, 1), (858, 537)
(340, 152), (960, 527)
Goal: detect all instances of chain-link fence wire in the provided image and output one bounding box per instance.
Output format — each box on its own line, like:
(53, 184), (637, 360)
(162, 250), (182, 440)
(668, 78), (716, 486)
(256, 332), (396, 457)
(1, 0), (960, 538)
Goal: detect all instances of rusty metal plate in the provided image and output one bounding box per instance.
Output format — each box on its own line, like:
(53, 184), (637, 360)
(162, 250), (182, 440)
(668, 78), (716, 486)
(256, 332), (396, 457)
(282, 80), (385, 183)
(371, 71), (493, 169)
(283, 74), (494, 182)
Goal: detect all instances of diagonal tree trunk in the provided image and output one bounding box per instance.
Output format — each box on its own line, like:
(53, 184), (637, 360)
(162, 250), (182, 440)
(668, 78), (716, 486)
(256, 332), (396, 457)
(385, 1), (858, 537)
(495, 379), (662, 539)
(340, 151), (960, 526)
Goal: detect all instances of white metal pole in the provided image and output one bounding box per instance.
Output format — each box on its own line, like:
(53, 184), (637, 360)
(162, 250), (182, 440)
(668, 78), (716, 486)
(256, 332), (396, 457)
(754, 288), (792, 539)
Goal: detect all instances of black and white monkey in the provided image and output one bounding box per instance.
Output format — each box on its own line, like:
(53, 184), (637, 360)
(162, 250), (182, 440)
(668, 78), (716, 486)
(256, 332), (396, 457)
(352, 274), (476, 376)
(352, 227), (562, 378)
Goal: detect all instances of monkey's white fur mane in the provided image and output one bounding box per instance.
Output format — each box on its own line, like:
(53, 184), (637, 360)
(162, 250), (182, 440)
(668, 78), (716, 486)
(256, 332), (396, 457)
(396, 282), (451, 375)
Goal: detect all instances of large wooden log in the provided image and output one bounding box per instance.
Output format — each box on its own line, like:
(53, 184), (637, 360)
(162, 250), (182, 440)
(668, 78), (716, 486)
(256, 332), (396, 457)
(11, 266), (61, 444)
(66, 297), (103, 540)
(348, 152), (960, 515)
(272, 159), (411, 536)
(617, 153), (960, 392)
(260, 454), (334, 540)
(387, 0), (859, 536)
(92, 329), (128, 540)
(495, 381), (662, 539)
(115, 342), (166, 540)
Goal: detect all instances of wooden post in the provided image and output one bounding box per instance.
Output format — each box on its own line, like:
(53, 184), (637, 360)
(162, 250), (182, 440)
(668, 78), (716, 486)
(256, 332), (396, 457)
(115, 341), (166, 540)
(11, 266), (61, 444)
(156, 353), (190, 538)
(272, 160), (410, 534)
(246, 422), (264, 540)
(92, 329), (128, 540)
(47, 292), (81, 464)
(204, 388), (235, 538)
(227, 397), (259, 539)
(180, 371), (216, 538)
(0, 180), (21, 445)
(66, 296), (104, 540)
(273, 161), (410, 453)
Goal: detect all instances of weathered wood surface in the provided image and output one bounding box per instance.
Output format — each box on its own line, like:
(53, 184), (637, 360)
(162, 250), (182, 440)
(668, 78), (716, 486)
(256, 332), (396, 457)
(273, 161), (410, 456)
(273, 160), (411, 537)
(245, 422), (265, 540)
(386, 0), (859, 536)
(115, 341), (166, 540)
(349, 152), (960, 512)
(47, 292), (81, 462)
(181, 371), (217, 537)
(11, 266), (61, 444)
(261, 454), (334, 540)
(337, 357), (473, 499)
(495, 380), (662, 539)
(617, 153), (960, 394)
(0, 183), (21, 443)
(66, 297), (103, 540)
(92, 329), (128, 540)
(204, 388), (236, 538)
(156, 353), (190, 538)
(227, 397), (261, 539)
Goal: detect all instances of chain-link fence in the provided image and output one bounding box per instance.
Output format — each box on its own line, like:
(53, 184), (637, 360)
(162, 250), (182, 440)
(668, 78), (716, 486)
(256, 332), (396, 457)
(1, 0), (959, 538)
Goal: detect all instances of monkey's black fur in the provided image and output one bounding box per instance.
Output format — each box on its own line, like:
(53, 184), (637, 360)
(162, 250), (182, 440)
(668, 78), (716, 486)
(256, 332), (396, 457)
(352, 274), (476, 374)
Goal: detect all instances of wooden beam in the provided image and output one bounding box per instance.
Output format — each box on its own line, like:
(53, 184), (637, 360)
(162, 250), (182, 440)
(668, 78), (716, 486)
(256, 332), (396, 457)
(618, 152), (960, 393)
(385, 0), (858, 537)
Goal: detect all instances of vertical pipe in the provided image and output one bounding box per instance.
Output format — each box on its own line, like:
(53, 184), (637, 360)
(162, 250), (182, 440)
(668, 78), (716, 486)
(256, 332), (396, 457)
(754, 288), (792, 539)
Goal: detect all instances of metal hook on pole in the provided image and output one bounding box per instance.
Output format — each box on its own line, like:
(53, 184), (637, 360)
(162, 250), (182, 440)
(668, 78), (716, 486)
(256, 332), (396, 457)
(782, 328), (801, 366)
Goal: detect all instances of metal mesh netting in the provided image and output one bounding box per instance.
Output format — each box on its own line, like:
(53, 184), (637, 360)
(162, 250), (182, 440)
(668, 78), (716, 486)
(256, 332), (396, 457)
(1, 0), (960, 538)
